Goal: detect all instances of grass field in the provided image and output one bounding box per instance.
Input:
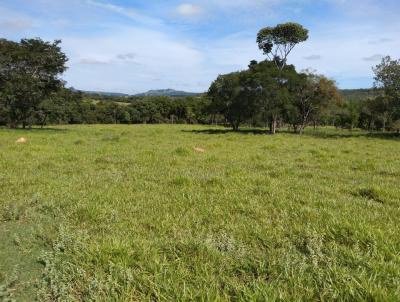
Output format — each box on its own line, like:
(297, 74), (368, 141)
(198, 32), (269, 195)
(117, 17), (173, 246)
(1, 124), (399, 301)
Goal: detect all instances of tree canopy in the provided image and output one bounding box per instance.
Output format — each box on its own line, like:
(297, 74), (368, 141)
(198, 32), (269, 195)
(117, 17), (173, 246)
(257, 22), (309, 69)
(0, 38), (67, 128)
(208, 70), (259, 131)
(208, 60), (341, 133)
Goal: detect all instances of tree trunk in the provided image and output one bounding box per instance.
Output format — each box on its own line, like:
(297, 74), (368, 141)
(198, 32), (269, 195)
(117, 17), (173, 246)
(299, 123), (306, 135)
(41, 114), (48, 129)
(270, 116), (277, 134)
(271, 119), (276, 134)
(231, 121), (239, 131)
(9, 119), (17, 129)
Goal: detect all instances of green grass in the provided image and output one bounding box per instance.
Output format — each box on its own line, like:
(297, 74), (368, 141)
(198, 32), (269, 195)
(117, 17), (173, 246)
(0, 125), (399, 301)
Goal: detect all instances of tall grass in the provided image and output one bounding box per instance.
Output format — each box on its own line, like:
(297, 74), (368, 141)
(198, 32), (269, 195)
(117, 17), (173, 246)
(0, 125), (399, 301)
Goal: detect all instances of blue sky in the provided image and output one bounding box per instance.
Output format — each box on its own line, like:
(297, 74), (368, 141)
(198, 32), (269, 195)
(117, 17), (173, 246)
(1, 0), (399, 93)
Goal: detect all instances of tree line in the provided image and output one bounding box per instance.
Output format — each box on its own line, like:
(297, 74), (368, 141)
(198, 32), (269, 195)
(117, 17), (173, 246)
(0, 87), (211, 126)
(0, 24), (399, 132)
(207, 23), (400, 133)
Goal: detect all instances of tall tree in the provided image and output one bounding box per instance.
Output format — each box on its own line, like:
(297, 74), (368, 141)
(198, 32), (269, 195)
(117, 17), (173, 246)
(289, 71), (341, 134)
(257, 22), (308, 70)
(373, 56), (400, 128)
(374, 56), (400, 97)
(208, 71), (258, 131)
(249, 60), (294, 134)
(0, 38), (67, 128)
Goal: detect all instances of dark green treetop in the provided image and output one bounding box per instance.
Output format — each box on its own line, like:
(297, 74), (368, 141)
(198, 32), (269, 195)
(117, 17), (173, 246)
(257, 22), (308, 69)
(0, 38), (68, 128)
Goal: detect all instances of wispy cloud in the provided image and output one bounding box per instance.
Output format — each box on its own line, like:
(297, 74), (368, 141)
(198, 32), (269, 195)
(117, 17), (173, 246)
(303, 55), (322, 60)
(1, 0), (399, 91)
(368, 38), (393, 45)
(116, 53), (136, 60)
(363, 54), (384, 62)
(62, 27), (207, 93)
(86, 0), (162, 26)
(79, 58), (110, 65)
(0, 19), (33, 32)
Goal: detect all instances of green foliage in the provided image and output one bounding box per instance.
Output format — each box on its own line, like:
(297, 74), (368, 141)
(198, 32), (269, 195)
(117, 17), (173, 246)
(2, 90), (212, 127)
(340, 89), (381, 101)
(289, 71), (342, 134)
(0, 38), (67, 128)
(374, 56), (400, 98)
(249, 61), (295, 133)
(257, 22), (309, 69)
(208, 70), (259, 131)
(1, 125), (399, 301)
(208, 61), (341, 134)
(371, 56), (400, 129)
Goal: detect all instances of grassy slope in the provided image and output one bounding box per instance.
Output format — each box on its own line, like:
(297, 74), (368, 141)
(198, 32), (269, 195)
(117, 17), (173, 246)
(0, 125), (399, 301)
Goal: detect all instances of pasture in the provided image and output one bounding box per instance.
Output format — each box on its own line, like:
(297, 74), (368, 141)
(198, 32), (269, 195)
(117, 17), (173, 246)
(0, 125), (399, 301)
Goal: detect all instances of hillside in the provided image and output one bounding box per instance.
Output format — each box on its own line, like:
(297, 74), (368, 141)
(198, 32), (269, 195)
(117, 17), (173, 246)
(339, 88), (381, 101)
(134, 89), (201, 97)
(80, 88), (378, 100)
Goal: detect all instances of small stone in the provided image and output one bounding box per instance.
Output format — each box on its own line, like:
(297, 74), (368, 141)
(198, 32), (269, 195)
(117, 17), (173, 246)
(16, 137), (27, 143)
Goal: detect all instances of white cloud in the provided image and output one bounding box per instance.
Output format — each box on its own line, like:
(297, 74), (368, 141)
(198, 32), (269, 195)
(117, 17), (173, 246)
(79, 58), (110, 65)
(0, 19), (33, 32)
(0, 6), (35, 34)
(62, 26), (208, 93)
(86, 0), (162, 26)
(176, 3), (203, 17)
(304, 55), (322, 60)
(368, 38), (393, 45)
(363, 54), (384, 62)
(3, 0), (398, 91)
(290, 22), (400, 88)
(116, 53), (136, 61)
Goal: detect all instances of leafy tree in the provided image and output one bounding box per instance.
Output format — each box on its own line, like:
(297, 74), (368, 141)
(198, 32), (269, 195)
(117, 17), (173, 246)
(257, 22), (308, 70)
(368, 96), (394, 131)
(373, 56), (400, 126)
(346, 100), (361, 130)
(289, 71), (341, 134)
(249, 60), (294, 134)
(0, 38), (67, 128)
(374, 56), (400, 98)
(335, 100), (361, 130)
(34, 88), (82, 127)
(208, 71), (258, 131)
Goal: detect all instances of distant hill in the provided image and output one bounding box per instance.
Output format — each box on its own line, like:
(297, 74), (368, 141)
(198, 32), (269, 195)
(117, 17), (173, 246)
(134, 89), (201, 97)
(82, 91), (130, 97)
(77, 88), (382, 100)
(71, 88), (201, 98)
(339, 88), (381, 101)
(70, 88), (129, 97)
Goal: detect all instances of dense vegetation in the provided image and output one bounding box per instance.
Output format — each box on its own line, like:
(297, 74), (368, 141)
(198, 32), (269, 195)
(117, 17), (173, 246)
(1, 89), (211, 126)
(1, 125), (399, 301)
(1, 23), (399, 133)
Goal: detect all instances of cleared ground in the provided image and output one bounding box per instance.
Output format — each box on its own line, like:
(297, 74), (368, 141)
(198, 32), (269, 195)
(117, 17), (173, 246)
(0, 125), (399, 301)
